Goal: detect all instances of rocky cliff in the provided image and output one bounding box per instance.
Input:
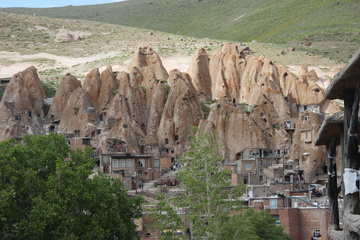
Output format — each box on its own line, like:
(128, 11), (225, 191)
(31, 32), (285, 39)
(0, 66), (45, 140)
(0, 44), (342, 182)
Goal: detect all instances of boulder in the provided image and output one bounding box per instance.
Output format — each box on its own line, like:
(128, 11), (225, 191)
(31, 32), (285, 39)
(128, 46), (168, 80)
(54, 27), (74, 43)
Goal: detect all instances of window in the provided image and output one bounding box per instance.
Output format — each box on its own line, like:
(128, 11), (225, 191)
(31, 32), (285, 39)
(268, 161), (273, 167)
(82, 139), (90, 146)
(312, 229), (321, 237)
(91, 150), (98, 157)
(113, 160), (118, 168)
(283, 149), (288, 154)
(126, 159), (132, 167)
(73, 108), (79, 115)
(270, 199), (278, 209)
(140, 145), (145, 154)
(138, 159), (145, 168)
(302, 131), (312, 143)
(154, 159), (160, 167)
(246, 162), (252, 170)
(120, 160), (125, 167)
(74, 130), (80, 137)
(304, 114), (310, 121)
(258, 160), (263, 167)
(165, 138), (169, 144)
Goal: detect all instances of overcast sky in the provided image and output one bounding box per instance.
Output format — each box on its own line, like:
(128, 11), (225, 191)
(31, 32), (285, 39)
(0, 0), (125, 8)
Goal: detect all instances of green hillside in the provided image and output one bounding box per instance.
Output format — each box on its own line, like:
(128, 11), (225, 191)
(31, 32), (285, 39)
(2, 0), (359, 44)
(1, 0), (359, 62)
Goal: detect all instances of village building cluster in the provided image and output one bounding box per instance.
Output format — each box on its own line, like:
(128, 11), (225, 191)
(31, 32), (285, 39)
(0, 43), (358, 240)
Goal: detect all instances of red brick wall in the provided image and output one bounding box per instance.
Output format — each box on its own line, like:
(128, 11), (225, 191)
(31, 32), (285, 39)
(279, 208), (329, 240)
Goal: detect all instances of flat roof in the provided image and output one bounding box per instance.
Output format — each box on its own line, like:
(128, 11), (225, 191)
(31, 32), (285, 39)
(325, 48), (360, 100)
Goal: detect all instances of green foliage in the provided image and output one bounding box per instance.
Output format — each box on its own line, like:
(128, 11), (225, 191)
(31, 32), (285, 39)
(3, 0), (360, 48)
(112, 89), (120, 96)
(175, 131), (244, 239)
(152, 130), (289, 239)
(200, 102), (211, 119)
(41, 80), (57, 98)
(0, 84), (6, 101)
(0, 133), (142, 239)
(219, 208), (291, 240)
(150, 195), (185, 240)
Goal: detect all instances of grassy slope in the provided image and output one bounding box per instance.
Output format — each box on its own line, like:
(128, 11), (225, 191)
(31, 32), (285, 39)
(1, 0), (359, 43)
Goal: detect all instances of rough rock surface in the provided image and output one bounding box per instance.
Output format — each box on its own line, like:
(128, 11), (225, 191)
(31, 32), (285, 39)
(57, 87), (97, 137)
(0, 45), (343, 183)
(157, 69), (203, 156)
(0, 66), (45, 140)
(47, 73), (82, 122)
(187, 47), (212, 101)
(128, 46), (168, 80)
(54, 27), (74, 43)
(289, 112), (326, 182)
(98, 66), (118, 111)
(83, 68), (101, 107)
(199, 96), (290, 162)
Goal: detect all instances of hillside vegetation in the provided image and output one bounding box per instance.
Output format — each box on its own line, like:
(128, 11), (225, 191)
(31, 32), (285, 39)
(1, 0), (359, 42)
(2, 0), (359, 62)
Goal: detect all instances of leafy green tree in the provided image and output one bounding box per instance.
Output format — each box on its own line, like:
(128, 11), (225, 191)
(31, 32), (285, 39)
(152, 130), (290, 240)
(175, 131), (244, 240)
(150, 195), (184, 240)
(219, 209), (290, 240)
(0, 133), (142, 240)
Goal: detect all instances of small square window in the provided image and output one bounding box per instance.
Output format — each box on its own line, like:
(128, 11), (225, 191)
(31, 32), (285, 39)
(126, 160), (132, 167)
(120, 160), (125, 167)
(82, 139), (90, 145)
(138, 159), (145, 168)
(113, 160), (118, 168)
(154, 159), (160, 167)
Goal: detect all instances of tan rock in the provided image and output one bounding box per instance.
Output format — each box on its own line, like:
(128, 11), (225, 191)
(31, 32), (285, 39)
(187, 47), (212, 101)
(157, 69), (203, 156)
(289, 112), (326, 182)
(0, 66), (45, 140)
(54, 27), (74, 43)
(200, 97), (291, 162)
(47, 73), (82, 122)
(83, 68), (101, 107)
(128, 46), (168, 80)
(57, 88), (97, 138)
(98, 66), (118, 111)
(297, 65), (318, 84)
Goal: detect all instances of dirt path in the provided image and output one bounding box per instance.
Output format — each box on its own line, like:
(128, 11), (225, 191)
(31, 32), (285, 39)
(0, 51), (192, 78)
(0, 50), (338, 86)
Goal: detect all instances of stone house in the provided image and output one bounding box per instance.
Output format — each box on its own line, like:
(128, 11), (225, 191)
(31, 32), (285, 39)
(249, 191), (329, 240)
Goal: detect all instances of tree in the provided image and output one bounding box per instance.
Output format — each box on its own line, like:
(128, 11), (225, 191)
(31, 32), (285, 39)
(175, 131), (244, 240)
(152, 130), (290, 240)
(0, 133), (142, 240)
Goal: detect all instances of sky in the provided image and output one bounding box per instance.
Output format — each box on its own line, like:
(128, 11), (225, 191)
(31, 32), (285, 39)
(0, 0), (125, 8)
